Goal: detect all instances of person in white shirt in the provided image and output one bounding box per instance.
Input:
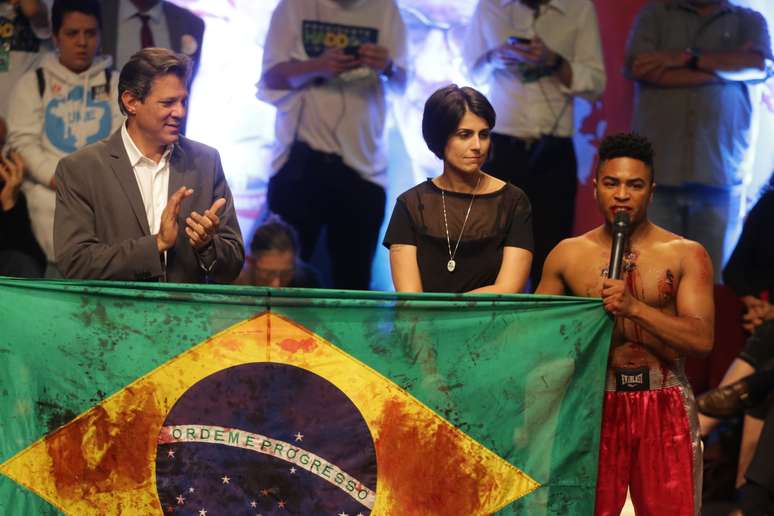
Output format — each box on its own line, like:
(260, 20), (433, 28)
(7, 0), (123, 275)
(463, 0), (605, 289)
(257, 0), (408, 291)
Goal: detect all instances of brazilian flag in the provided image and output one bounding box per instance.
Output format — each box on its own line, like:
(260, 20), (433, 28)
(0, 278), (613, 515)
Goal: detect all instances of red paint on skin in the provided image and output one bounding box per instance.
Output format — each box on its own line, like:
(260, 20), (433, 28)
(695, 247), (712, 282)
(374, 397), (491, 515)
(45, 383), (163, 512)
(624, 266), (644, 346)
(277, 338), (316, 353)
(657, 269), (675, 306)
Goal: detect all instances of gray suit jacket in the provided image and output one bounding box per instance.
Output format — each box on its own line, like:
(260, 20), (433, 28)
(101, 0), (205, 80)
(54, 129), (243, 283)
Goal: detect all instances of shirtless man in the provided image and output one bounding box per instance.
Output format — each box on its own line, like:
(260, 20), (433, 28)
(537, 133), (714, 516)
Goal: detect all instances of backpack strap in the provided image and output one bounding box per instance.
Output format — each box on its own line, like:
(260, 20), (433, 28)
(35, 68), (45, 97)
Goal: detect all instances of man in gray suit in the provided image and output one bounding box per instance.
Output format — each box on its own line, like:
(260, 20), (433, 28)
(53, 47), (243, 283)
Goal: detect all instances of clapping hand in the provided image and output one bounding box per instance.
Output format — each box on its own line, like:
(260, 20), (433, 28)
(155, 186), (194, 252)
(186, 198), (226, 250)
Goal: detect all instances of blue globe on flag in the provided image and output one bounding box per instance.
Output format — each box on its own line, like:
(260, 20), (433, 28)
(155, 363), (377, 515)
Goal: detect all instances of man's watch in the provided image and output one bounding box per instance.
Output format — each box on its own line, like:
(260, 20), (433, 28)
(686, 47), (701, 70)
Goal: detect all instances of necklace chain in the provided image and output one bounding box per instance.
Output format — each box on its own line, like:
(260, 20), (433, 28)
(440, 173), (482, 273)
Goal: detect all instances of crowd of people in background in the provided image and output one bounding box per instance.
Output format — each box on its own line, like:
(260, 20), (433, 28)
(1, 0), (774, 513)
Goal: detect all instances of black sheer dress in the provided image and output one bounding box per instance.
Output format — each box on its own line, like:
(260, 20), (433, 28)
(383, 179), (533, 293)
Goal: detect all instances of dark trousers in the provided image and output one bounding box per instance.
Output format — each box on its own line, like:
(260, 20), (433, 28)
(485, 133), (577, 290)
(267, 141), (386, 290)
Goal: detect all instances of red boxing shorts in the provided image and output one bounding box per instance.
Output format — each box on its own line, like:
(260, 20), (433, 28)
(594, 363), (702, 516)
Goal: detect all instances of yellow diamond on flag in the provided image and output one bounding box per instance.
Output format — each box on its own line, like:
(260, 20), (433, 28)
(1, 313), (539, 514)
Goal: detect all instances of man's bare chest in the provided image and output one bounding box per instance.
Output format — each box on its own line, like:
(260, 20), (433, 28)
(566, 248), (681, 309)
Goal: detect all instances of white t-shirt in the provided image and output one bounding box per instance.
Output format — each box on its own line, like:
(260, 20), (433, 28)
(257, 0), (408, 186)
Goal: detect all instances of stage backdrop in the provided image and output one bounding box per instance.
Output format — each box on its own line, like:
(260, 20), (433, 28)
(0, 278), (613, 515)
(172, 0), (774, 289)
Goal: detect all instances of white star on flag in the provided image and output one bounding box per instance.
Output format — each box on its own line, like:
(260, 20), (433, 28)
(198, 509), (207, 516)
(221, 475), (230, 484)
(188, 487), (195, 493)
(289, 467), (296, 475)
(338, 512), (349, 516)
(294, 432), (303, 442)
(250, 500), (257, 508)
(167, 450), (175, 458)
(176, 494), (185, 505)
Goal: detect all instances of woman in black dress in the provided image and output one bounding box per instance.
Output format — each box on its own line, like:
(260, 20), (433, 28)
(383, 84), (533, 293)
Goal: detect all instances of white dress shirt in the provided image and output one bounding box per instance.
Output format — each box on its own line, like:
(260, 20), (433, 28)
(115, 1), (171, 71)
(463, 0), (606, 139)
(121, 123), (170, 235)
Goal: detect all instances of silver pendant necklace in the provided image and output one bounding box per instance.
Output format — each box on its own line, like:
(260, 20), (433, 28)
(440, 173), (482, 273)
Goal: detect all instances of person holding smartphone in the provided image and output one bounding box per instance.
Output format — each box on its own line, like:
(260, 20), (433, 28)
(257, 0), (408, 291)
(462, 0), (606, 290)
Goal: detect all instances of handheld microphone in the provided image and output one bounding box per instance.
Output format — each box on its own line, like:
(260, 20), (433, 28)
(608, 211), (630, 280)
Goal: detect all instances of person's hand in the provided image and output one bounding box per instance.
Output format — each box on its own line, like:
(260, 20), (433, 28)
(521, 37), (560, 67)
(314, 48), (360, 79)
(488, 41), (527, 69)
(156, 186), (193, 252)
(358, 43), (390, 74)
(0, 150), (25, 212)
(185, 198), (226, 250)
(742, 297), (773, 332)
(601, 278), (640, 317)
(632, 50), (690, 77)
(741, 295), (766, 313)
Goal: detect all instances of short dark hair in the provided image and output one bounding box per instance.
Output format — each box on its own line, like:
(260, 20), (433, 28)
(596, 132), (655, 183)
(118, 48), (192, 116)
(249, 215), (299, 257)
(422, 84), (496, 160)
(52, 0), (102, 35)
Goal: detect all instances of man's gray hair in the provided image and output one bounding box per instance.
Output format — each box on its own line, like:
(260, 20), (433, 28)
(118, 47), (192, 115)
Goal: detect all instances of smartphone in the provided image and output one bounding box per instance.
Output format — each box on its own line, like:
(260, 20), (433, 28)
(508, 36), (532, 45)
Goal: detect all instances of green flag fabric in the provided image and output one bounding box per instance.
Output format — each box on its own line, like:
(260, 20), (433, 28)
(0, 278), (613, 515)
